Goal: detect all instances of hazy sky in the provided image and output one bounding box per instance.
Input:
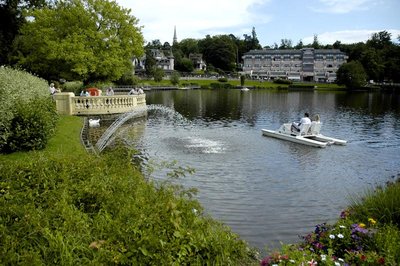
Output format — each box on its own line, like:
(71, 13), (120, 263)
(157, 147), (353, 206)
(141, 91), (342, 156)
(116, 0), (400, 47)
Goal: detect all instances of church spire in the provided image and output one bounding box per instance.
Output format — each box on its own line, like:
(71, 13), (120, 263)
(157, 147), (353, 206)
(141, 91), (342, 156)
(173, 26), (177, 45)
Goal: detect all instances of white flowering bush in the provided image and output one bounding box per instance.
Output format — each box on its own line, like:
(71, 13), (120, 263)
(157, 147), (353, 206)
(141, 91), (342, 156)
(0, 67), (58, 152)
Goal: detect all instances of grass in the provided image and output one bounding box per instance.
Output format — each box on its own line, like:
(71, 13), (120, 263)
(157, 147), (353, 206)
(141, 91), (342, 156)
(0, 115), (86, 162)
(137, 78), (346, 90)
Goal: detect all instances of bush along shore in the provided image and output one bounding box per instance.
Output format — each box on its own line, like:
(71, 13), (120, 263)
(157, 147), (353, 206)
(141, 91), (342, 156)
(260, 176), (400, 266)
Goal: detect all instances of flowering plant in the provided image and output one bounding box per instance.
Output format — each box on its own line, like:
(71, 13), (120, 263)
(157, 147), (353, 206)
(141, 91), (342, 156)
(260, 210), (386, 266)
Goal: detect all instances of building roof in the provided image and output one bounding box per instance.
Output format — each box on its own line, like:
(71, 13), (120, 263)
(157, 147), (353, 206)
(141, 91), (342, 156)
(243, 48), (346, 57)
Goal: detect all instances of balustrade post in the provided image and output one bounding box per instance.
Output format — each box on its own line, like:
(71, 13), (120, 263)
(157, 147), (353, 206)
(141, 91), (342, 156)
(54, 92), (75, 115)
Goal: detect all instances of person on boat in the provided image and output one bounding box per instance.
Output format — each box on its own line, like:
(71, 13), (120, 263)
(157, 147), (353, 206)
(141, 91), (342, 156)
(312, 114), (320, 123)
(291, 112), (311, 132)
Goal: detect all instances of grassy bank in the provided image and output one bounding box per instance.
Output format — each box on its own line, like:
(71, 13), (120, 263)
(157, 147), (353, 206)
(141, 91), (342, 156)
(0, 115), (86, 163)
(0, 116), (258, 265)
(137, 78), (346, 91)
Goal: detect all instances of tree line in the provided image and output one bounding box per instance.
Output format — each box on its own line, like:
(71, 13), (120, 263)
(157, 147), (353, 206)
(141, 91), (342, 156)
(1, 0), (399, 86)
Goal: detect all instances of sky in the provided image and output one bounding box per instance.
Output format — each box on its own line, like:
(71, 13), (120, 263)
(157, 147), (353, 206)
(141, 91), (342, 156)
(116, 0), (400, 47)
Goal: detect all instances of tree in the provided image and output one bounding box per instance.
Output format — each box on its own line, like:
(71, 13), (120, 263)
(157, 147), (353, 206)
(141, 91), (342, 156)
(146, 39), (163, 50)
(279, 39), (292, 49)
(240, 74), (245, 86)
(333, 40), (342, 49)
(170, 71), (180, 85)
(336, 61), (367, 89)
(367, 31), (392, 50)
(11, 0), (144, 83)
(294, 39), (304, 49)
(175, 57), (194, 73)
(178, 38), (199, 57)
(153, 67), (164, 82)
(0, 0), (50, 65)
(144, 49), (156, 77)
(163, 42), (171, 50)
(198, 35), (236, 72)
(312, 34), (320, 49)
(360, 48), (384, 82)
(243, 27), (262, 51)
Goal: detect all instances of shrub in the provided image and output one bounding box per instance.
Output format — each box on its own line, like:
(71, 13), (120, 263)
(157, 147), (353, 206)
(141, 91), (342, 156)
(240, 75), (246, 86)
(153, 68), (165, 82)
(0, 149), (257, 265)
(170, 71), (180, 86)
(210, 82), (234, 89)
(273, 79), (292, 85)
(0, 67), (58, 153)
(218, 77), (228, 82)
(114, 72), (140, 86)
(62, 81), (84, 93)
(5, 97), (58, 152)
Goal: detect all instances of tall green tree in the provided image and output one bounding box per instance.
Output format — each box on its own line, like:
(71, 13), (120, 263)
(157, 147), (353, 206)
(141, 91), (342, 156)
(11, 0), (144, 83)
(178, 38), (199, 57)
(243, 27), (262, 51)
(0, 0), (50, 65)
(367, 31), (392, 50)
(360, 48), (385, 82)
(294, 39), (304, 49)
(198, 35), (236, 72)
(279, 39), (293, 49)
(144, 49), (156, 76)
(153, 67), (164, 82)
(175, 57), (194, 73)
(145, 39), (162, 50)
(311, 34), (320, 49)
(336, 61), (367, 89)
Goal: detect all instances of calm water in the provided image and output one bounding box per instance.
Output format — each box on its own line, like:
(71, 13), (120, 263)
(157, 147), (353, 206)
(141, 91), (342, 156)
(116, 89), (400, 252)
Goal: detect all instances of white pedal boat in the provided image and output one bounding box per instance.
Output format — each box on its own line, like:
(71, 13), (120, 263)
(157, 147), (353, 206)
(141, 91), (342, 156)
(261, 122), (347, 148)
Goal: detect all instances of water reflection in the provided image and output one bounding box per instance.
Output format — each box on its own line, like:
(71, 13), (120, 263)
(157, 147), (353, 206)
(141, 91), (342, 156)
(119, 89), (400, 253)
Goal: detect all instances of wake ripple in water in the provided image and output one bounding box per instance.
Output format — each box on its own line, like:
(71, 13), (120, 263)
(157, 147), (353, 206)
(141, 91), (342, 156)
(165, 136), (226, 154)
(182, 137), (226, 154)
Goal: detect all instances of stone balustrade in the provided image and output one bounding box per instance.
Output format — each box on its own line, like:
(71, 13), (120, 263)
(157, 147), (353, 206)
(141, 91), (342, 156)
(53, 92), (146, 115)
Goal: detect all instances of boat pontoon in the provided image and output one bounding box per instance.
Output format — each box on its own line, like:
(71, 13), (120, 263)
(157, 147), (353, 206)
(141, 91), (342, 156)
(261, 122), (347, 148)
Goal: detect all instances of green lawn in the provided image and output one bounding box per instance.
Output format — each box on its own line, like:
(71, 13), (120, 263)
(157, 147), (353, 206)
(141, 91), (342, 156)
(0, 115), (86, 162)
(137, 78), (346, 90)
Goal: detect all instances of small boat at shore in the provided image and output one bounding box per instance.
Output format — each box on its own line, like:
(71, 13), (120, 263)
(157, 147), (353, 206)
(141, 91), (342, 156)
(241, 87), (250, 92)
(261, 122), (347, 148)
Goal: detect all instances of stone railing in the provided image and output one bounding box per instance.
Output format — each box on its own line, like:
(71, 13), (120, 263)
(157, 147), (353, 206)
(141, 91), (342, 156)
(53, 92), (146, 115)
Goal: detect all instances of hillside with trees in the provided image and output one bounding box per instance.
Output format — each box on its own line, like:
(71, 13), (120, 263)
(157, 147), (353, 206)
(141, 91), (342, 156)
(1, 0), (399, 86)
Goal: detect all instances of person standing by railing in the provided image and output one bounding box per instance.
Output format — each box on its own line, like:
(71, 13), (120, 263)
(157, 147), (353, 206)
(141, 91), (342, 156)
(49, 83), (60, 95)
(106, 87), (114, 96)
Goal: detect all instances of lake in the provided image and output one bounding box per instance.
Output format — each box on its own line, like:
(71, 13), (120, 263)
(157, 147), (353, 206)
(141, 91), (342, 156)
(112, 89), (400, 252)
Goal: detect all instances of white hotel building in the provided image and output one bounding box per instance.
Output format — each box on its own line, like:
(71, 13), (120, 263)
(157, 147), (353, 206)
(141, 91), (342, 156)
(242, 48), (348, 82)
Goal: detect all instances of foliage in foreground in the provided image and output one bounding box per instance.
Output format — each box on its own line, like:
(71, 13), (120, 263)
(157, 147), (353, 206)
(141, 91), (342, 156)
(0, 148), (257, 265)
(0, 67), (58, 153)
(260, 179), (400, 266)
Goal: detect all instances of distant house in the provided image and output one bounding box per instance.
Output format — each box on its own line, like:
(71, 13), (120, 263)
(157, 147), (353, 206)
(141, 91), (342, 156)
(189, 53), (206, 71)
(242, 48), (348, 82)
(134, 49), (175, 75)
